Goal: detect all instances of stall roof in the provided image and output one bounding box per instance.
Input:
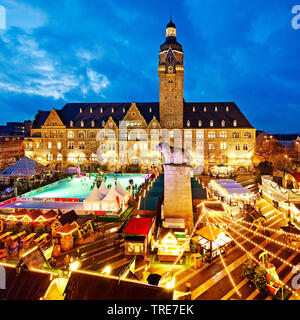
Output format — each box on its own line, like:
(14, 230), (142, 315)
(196, 225), (224, 242)
(124, 217), (153, 236)
(0, 264), (52, 300)
(64, 271), (173, 300)
(58, 210), (78, 225)
(0, 156), (50, 177)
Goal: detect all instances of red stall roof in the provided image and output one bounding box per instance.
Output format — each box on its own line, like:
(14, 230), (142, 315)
(124, 217), (153, 236)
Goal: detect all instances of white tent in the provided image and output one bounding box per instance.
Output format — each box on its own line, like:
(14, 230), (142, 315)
(98, 182), (109, 197)
(115, 181), (129, 197)
(83, 185), (106, 211)
(101, 187), (124, 212)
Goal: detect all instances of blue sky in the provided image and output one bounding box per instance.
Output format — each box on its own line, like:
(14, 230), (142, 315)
(0, 0), (299, 133)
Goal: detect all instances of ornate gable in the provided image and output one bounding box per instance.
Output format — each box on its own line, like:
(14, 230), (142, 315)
(42, 108), (65, 128)
(148, 116), (161, 129)
(104, 117), (118, 130)
(122, 102), (148, 129)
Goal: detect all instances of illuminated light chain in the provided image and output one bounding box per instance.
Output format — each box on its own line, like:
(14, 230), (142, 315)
(215, 216), (297, 269)
(220, 216), (300, 253)
(213, 215), (299, 299)
(231, 217), (300, 239)
(161, 211), (206, 282)
(204, 211), (242, 298)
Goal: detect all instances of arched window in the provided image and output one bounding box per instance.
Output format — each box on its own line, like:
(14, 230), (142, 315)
(70, 121), (73, 127)
(192, 106), (196, 112)
(112, 107), (114, 113)
(187, 120), (190, 127)
(203, 106), (207, 112)
(198, 120), (202, 127)
(91, 121), (95, 128)
(210, 120), (214, 127)
(123, 107), (126, 113)
(102, 120), (105, 127)
(215, 106), (218, 112)
(233, 120), (237, 127)
(81, 121), (84, 127)
(90, 107), (93, 113)
(80, 107), (83, 113)
(221, 120), (225, 127)
(226, 105), (229, 112)
(68, 131), (74, 138)
(100, 107), (103, 113)
(57, 153), (62, 161)
(168, 66), (173, 73)
(149, 107), (152, 113)
(47, 154), (53, 161)
(89, 131), (96, 138)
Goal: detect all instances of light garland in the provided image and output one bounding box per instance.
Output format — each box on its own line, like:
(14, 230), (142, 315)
(204, 211), (241, 298)
(213, 215), (299, 299)
(221, 216), (300, 253)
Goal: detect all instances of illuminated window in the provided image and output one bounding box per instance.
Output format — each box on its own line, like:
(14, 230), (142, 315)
(233, 120), (237, 127)
(100, 107), (103, 113)
(236, 144), (240, 150)
(48, 142), (52, 149)
(68, 142), (74, 150)
(102, 121), (105, 127)
(70, 121), (73, 128)
(185, 131), (192, 139)
(215, 106), (218, 112)
(47, 154), (53, 161)
(91, 121), (95, 128)
(79, 154), (86, 162)
(57, 153), (62, 161)
(90, 107), (93, 113)
(79, 141), (85, 149)
(209, 143), (215, 150)
(90, 153), (97, 162)
(187, 120), (190, 127)
(80, 107), (82, 113)
(226, 105), (229, 112)
(149, 107), (152, 113)
(221, 120), (225, 127)
(244, 132), (252, 138)
(220, 142), (227, 150)
(112, 107), (114, 113)
(203, 106), (207, 112)
(208, 131), (215, 139)
(243, 144), (248, 151)
(192, 106), (196, 112)
(210, 120), (214, 127)
(198, 120), (202, 127)
(78, 131), (85, 139)
(57, 142), (61, 150)
(81, 121), (84, 128)
(68, 153), (75, 162)
(196, 131), (204, 139)
(89, 131), (96, 138)
(123, 107), (126, 113)
(232, 132), (239, 139)
(220, 131), (227, 138)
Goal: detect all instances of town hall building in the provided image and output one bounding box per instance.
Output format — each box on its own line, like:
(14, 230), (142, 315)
(25, 20), (255, 174)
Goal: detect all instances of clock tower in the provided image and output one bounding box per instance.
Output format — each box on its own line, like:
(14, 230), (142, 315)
(158, 19), (184, 129)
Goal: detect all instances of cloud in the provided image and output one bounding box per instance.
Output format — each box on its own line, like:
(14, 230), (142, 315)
(87, 68), (110, 97)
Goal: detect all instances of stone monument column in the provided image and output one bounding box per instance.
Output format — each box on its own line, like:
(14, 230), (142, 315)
(163, 164), (194, 234)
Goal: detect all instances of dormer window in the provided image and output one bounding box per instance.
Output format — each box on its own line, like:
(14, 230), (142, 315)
(221, 120), (225, 127)
(100, 107), (103, 113)
(198, 120), (202, 127)
(109, 123), (113, 129)
(102, 121), (105, 127)
(123, 107), (126, 113)
(112, 107), (114, 113)
(203, 106), (207, 112)
(80, 107), (83, 113)
(187, 120), (190, 127)
(210, 120), (214, 127)
(70, 121), (73, 127)
(149, 107), (152, 113)
(91, 121), (95, 128)
(192, 106), (196, 112)
(233, 120), (237, 127)
(215, 106), (218, 112)
(226, 105), (229, 112)
(90, 107), (93, 113)
(81, 121), (84, 128)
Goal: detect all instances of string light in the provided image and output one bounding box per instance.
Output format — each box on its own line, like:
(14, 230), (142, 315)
(204, 211), (242, 298)
(220, 216), (300, 253)
(213, 215), (299, 299)
(231, 217), (300, 239)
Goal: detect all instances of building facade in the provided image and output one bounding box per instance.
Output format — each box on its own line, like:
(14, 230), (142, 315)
(25, 20), (255, 174)
(0, 136), (24, 172)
